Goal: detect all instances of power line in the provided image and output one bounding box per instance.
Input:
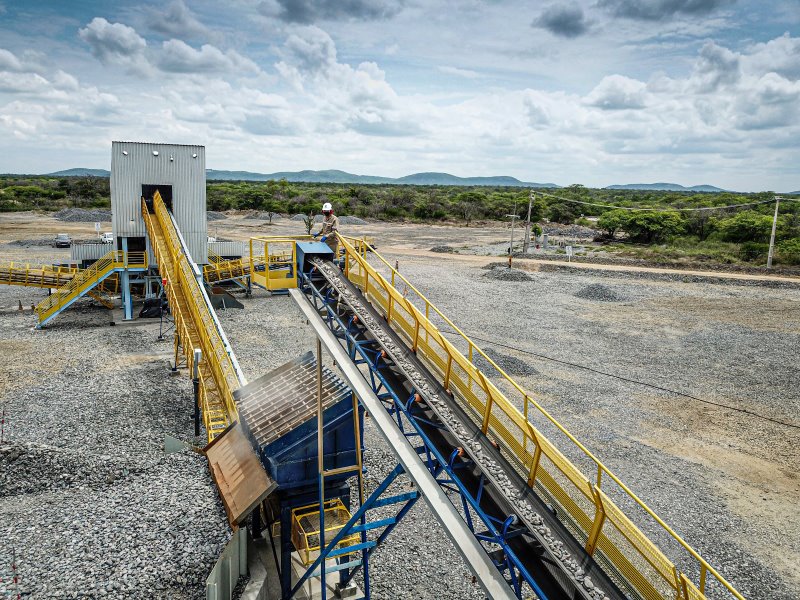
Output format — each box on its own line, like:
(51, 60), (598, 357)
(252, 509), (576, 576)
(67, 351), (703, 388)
(533, 189), (796, 213)
(440, 329), (800, 431)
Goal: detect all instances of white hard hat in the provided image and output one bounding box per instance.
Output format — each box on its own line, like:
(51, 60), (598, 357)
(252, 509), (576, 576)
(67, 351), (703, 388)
(322, 202), (332, 212)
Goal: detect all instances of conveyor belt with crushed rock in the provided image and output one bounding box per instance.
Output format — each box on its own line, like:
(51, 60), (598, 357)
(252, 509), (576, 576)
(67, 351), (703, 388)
(306, 258), (627, 600)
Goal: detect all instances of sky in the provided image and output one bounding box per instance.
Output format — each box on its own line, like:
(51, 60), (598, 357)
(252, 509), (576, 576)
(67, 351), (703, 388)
(0, 0), (798, 191)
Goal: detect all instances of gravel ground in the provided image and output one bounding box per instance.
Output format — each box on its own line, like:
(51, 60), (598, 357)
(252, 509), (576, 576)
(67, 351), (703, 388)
(574, 283), (625, 301)
(1, 228), (798, 600)
(0, 292), (231, 599)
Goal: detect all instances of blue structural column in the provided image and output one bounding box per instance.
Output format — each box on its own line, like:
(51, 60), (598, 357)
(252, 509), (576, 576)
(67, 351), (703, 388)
(121, 237), (133, 321)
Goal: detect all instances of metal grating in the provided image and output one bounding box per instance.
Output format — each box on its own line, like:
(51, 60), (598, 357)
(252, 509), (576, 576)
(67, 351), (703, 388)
(233, 351), (351, 448)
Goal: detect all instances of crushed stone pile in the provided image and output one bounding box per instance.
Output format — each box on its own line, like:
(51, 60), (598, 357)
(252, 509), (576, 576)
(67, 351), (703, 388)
(9, 238), (54, 247)
(206, 211), (227, 221)
(484, 267), (533, 282)
(243, 211), (282, 220)
(474, 347), (537, 377)
(339, 215), (367, 225)
(574, 283), (623, 302)
(431, 245), (456, 253)
(290, 213), (308, 222)
(53, 208), (112, 222)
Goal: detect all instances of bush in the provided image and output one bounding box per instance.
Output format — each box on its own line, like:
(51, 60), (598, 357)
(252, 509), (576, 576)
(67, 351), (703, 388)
(777, 238), (800, 265)
(739, 241), (769, 261)
(716, 211), (776, 243)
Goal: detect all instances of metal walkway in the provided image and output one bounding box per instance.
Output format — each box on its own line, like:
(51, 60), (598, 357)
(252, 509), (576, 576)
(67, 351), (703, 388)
(142, 192), (246, 441)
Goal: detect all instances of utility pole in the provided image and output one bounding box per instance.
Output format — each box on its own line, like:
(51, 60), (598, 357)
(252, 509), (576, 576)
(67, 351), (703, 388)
(523, 190), (534, 253)
(506, 200), (519, 268)
(767, 196), (781, 269)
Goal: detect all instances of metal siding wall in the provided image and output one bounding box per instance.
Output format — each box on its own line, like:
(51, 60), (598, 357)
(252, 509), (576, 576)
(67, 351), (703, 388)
(70, 243), (110, 262)
(208, 241), (248, 257)
(111, 141), (207, 265)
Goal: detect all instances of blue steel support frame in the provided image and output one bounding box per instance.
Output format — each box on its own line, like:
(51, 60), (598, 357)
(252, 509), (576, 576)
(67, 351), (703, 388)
(299, 269), (549, 600)
(121, 237), (133, 320)
(288, 464), (420, 599)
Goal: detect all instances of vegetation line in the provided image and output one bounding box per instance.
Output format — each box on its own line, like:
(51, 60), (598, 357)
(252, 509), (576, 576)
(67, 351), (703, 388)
(441, 329), (800, 431)
(534, 189), (794, 212)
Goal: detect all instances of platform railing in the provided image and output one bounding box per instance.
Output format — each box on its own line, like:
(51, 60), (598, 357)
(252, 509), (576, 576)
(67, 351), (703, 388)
(337, 234), (746, 600)
(0, 261), (78, 287)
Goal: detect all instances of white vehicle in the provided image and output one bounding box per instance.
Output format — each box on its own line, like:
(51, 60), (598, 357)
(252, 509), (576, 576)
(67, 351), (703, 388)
(100, 232), (114, 243)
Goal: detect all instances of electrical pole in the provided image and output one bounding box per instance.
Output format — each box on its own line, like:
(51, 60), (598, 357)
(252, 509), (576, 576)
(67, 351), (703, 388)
(523, 190), (534, 253)
(506, 200), (519, 268)
(767, 196), (781, 269)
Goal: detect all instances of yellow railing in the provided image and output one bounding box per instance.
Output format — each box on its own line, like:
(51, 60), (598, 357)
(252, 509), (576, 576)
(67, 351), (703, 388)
(0, 261), (78, 288)
(248, 236), (310, 290)
(337, 234), (745, 600)
(35, 251), (146, 323)
(143, 193), (240, 439)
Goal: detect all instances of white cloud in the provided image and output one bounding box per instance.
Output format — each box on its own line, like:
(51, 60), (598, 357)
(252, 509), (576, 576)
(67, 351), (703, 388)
(0, 48), (23, 72)
(78, 17), (151, 75)
(585, 75), (648, 109)
(145, 0), (211, 40)
(157, 40), (260, 74)
(438, 65), (481, 79)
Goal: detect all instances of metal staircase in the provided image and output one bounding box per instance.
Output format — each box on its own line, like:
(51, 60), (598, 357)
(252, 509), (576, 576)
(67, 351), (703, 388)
(34, 250), (146, 327)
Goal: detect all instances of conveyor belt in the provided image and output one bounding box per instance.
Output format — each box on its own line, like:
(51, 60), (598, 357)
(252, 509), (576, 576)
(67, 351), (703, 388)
(304, 259), (627, 600)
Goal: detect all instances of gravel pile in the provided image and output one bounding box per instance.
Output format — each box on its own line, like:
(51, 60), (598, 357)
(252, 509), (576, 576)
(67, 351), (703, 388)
(430, 245), (456, 253)
(0, 309), (232, 599)
(53, 208), (112, 222)
(243, 211), (282, 221)
(290, 213), (308, 222)
(484, 267), (533, 282)
(206, 211), (227, 221)
(574, 283), (624, 301)
(474, 347), (537, 377)
(541, 222), (599, 239)
(9, 238), (54, 247)
(339, 215), (367, 225)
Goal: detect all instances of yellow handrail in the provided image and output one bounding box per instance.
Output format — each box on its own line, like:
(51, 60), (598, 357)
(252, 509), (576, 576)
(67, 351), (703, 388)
(337, 234), (746, 600)
(144, 193), (239, 439)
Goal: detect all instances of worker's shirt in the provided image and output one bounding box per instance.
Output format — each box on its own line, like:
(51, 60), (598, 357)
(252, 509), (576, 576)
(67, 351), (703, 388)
(320, 214), (339, 237)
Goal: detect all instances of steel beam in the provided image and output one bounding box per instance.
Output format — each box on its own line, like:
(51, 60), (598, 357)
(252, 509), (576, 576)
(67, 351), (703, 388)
(289, 288), (516, 600)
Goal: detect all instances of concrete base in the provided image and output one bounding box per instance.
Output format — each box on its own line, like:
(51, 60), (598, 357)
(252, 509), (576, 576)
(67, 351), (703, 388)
(250, 534), (363, 600)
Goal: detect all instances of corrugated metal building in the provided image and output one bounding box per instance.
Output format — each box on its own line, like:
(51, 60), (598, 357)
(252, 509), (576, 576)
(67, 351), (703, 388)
(209, 241), (248, 258)
(111, 141), (208, 264)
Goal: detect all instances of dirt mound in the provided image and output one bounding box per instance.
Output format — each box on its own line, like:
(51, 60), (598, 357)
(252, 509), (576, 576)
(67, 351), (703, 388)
(53, 208), (112, 222)
(574, 283), (623, 302)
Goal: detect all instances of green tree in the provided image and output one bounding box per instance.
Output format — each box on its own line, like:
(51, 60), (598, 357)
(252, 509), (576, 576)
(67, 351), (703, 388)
(597, 209), (628, 239)
(547, 202), (576, 224)
(716, 210), (779, 243)
(621, 211), (686, 243)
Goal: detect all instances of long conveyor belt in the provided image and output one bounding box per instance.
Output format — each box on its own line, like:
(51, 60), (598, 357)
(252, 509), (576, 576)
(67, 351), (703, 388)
(300, 258), (627, 600)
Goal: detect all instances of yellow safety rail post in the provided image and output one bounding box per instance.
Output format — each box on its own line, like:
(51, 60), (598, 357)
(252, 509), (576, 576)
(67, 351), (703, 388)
(142, 192), (240, 441)
(336, 234), (746, 600)
(34, 251), (147, 325)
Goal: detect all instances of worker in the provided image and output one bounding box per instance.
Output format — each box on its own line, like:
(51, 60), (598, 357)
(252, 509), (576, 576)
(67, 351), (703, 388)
(313, 202), (340, 258)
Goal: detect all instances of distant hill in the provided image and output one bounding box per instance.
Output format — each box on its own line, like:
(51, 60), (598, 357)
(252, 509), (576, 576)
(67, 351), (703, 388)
(605, 182), (727, 192)
(47, 168), (111, 177)
(207, 169), (558, 187)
